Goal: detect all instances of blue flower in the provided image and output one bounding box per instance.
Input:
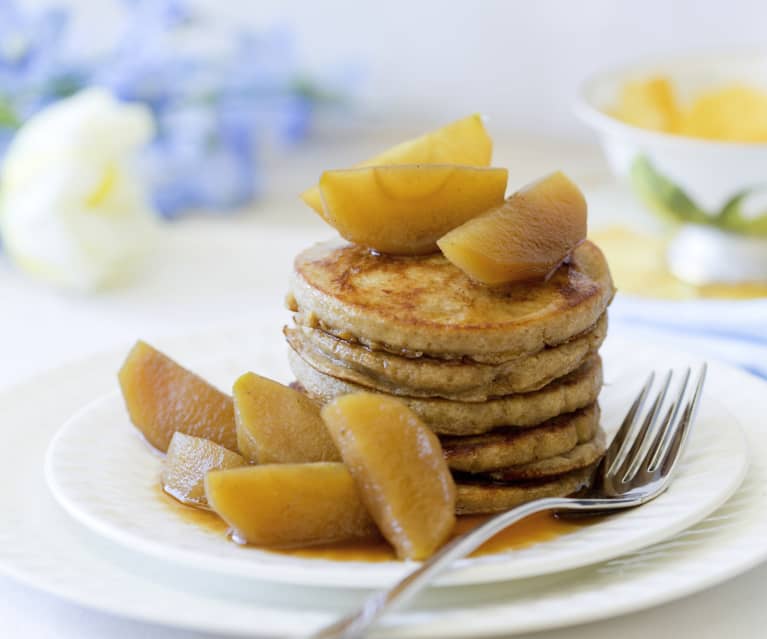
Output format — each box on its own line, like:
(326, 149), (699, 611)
(0, 4), (87, 119)
(143, 100), (260, 218)
(120, 0), (193, 30)
(212, 28), (315, 144)
(0, 0), (348, 218)
(96, 0), (196, 109)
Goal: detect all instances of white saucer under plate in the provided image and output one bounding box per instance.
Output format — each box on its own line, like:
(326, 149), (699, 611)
(44, 328), (747, 588)
(0, 319), (765, 637)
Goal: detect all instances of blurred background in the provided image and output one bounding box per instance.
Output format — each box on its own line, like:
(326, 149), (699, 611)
(22, 0), (767, 133)
(1, 0), (766, 384)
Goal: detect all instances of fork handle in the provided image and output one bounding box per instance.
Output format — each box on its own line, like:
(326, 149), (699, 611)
(309, 496), (582, 639)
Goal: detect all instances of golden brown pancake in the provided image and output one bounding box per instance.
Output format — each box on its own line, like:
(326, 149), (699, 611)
(455, 465), (595, 515)
(442, 404), (599, 473)
(290, 351), (603, 436)
(485, 428), (606, 481)
(285, 314), (606, 402)
(289, 239), (614, 359)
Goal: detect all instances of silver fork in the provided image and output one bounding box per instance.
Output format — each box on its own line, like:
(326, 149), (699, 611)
(310, 364), (707, 639)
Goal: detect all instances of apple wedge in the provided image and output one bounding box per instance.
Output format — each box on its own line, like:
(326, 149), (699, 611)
(163, 432), (246, 506)
(437, 171), (587, 285)
(233, 372), (339, 464)
(118, 341), (237, 452)
(321, 393), (456, 560)
(318, 164), (507, 255)
(205, 463), (378, 547)
(301, 113), (492, 217)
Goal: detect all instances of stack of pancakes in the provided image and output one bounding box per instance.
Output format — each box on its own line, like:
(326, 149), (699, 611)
(285, 239), (615, 514)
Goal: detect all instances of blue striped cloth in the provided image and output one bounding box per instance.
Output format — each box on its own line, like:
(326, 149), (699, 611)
(609, 296), (767, 380)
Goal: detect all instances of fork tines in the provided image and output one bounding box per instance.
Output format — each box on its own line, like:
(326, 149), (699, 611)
(606, 364), (707, 490)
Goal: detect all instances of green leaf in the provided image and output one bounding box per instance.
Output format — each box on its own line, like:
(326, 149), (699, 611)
(718, 190), (767, 236)
(49, 72), (84, 99)
(630, 156), (767, 236)
(291, 75), (347, 104)
(629, 156), (710, 226)
(0, 98), (19, 129)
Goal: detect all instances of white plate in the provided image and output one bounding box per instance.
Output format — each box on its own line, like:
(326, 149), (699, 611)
(44, 331), (748, 588)
(1, 323), (766, 637)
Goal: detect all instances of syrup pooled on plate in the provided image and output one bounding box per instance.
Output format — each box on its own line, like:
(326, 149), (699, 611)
(159, 485), (591, 562)
(157, 484), (228, 535)
(271, 512), (591, 562)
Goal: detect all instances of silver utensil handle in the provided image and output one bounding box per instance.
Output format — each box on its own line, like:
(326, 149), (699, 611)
(309, 494), (627, 639)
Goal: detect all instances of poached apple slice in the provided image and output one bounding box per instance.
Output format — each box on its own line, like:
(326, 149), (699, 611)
(321, 393), (456, 560)
(118, 341), (237, 452)
(233, 372), (339, 464)
(163, 432), (246, 506)
(437, 171), (587, 285)
(301, 113), (492, 217)
(204, 463), (378, 547)
(318, 164), (508, 255)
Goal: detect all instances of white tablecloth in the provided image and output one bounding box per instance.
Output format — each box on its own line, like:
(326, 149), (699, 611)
(2, 143), (766, 638)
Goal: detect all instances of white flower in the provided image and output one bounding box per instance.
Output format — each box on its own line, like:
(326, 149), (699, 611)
(0, 88), (159, 291)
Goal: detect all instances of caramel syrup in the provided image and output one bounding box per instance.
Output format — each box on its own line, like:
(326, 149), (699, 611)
(271, 511), (589, 562)
(157, 485), (592, 562)
(156, 485), (228, 535)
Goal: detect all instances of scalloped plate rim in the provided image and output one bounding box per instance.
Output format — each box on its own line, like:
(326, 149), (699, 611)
(43, 345), (749, 588)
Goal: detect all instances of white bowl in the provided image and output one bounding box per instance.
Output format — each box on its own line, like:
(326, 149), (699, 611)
(576, 50), (767, 283)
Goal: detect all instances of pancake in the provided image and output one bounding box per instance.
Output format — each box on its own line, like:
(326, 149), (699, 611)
(285, 314), (607, 402)
(289, 239), (614, 359)
(290, 351), (603, 436)
(442, 404), (599, 473)
(455, 465), (595, 515)
(485, 428), (606, 481)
